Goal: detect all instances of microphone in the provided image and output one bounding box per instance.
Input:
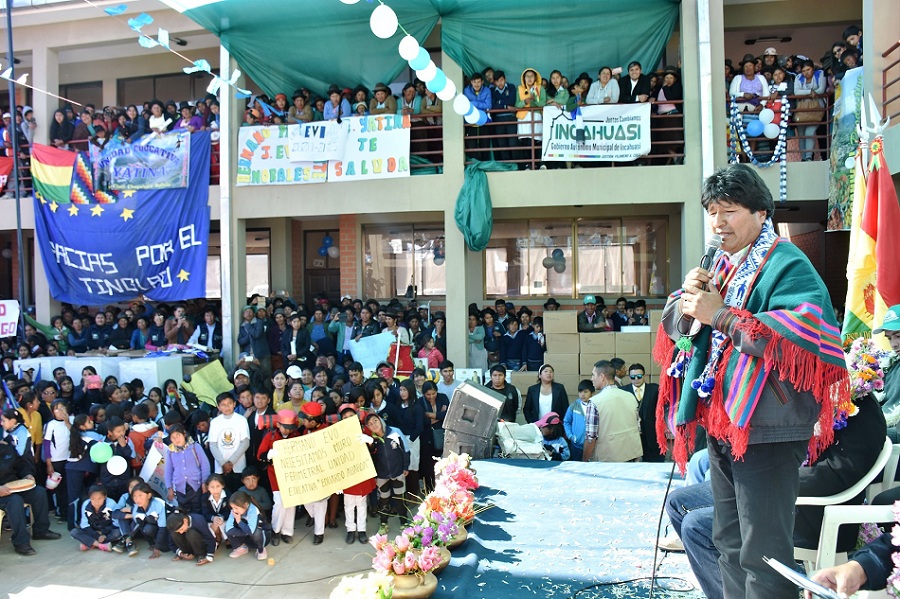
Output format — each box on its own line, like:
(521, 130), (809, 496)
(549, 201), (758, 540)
(699, 234), (723, 272)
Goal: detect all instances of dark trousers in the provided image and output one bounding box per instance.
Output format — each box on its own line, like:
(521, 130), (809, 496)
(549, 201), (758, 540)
(49, 460), (68, 517)
(464, 125), (489, 162)
(170, 527), (208, 557)
(708, 438), (806, 599)
(491, 119), (516, 162)
(176, 484), (202, 514)
(71, 526), (121, 546)
(225, 525), (265, 550)
(0, 485), (53, 549)
(666, 483), (722, 599)
(65, 467), (96, 531)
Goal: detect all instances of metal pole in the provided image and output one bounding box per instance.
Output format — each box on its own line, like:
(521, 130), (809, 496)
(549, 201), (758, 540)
(218, 42), (234, 371)
(5, 4), (27, 328)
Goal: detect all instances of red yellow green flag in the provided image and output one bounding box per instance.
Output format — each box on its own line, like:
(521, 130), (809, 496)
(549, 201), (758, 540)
(842, 144), (871, 344)
(857, 137), (900, 350)
(30, 143), (75, 205)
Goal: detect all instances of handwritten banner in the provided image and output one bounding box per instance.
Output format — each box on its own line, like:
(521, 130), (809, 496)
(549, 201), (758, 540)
(237, 116), (410, 186)
(236, 125), (327, 186)
(349, 330), (396, 372)
(541, 104), (651, 162)
(91, 130), (191, 190)
(327, 114), (411, 183)
(0, 300), (20, 338)
(289, 120), (348, 162)
(272, 416), (376, 508)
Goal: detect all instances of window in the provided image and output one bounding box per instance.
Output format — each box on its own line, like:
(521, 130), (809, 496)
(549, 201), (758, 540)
(59, 82), (102, 112)
(117, 73), (214, 107)
(485, 217), (668, 299)
(363, 224), (445, 298)
(204, 229), (271, 298)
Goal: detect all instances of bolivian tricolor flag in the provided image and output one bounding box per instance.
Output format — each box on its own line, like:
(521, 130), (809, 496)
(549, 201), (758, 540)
(843, 136), (900, 350)
(30, 143), (75, 204)
(842, 144), (871, 344)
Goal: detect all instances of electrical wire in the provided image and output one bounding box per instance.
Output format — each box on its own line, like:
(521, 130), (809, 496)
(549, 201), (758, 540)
(649, 459), (680, 598)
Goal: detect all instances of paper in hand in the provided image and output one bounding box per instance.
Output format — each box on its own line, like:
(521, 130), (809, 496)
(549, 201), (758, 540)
(763, 556), (843, 599)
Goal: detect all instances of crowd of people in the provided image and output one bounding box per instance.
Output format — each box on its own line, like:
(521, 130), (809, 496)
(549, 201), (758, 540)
(0, 290), (664, 562)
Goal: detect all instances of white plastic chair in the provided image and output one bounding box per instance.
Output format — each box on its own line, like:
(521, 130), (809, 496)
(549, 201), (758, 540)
(794, 437), (894, 572)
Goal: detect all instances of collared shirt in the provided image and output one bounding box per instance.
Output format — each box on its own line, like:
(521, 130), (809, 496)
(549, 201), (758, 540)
(582, 399), (599, 441)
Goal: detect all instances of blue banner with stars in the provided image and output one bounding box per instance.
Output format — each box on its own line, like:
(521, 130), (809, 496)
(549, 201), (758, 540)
(33, 131), (211, 304)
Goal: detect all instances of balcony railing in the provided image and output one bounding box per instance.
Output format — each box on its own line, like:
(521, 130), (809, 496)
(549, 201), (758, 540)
(883, 40), (900, 123)
(727, 93), (834, 163)
(463, 101), (686, 170)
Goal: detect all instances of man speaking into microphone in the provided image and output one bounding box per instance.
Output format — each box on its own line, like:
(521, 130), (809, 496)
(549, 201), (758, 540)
(656, 164), (849, 599)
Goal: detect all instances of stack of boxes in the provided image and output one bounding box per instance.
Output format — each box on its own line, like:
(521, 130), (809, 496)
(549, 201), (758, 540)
(509, 310), (664, 403)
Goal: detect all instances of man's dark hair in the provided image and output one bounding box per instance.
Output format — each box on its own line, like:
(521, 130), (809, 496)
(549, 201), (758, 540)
(348, 361), (363, 373)
(132, 403), (150, 422)
(700, 164), (774, 216)
(629, 363), (646, 373)
(610, 358), (626, 371)
(166, 511), (189, 532)
(438, 360), (454, 370)
(493, 70), (506, 80)
(470, 72), (483, 81)
(592, 360), (616, 381)
(842, 25), (861, 41)
(578, 379), (595, 393)
(635, 299), (646, 309)
(164, 411), (182, 426)
(627, 61), (642, 71)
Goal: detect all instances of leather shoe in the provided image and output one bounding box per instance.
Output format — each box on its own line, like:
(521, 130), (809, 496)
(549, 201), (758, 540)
(358, 532), (368, 544)
(312, 534), (324, 545)
(327, 521), (338, 529)
(281, 534), (292, 544)
(270, 534), (280, 546)
(305, 517), (314, 527)
(32, 531), (62, 541)
(345, 531), (355, 544)
(15, 545), (36, 556)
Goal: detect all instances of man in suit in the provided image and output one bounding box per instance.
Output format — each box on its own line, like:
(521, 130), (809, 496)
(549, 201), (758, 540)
(245, 388), (277, 493)
(618, 61), (651, 104)
(620, 363), (662, 462)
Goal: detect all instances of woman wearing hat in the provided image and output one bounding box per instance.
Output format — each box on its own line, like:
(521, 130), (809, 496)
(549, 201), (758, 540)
(323, 85), (351, 121)
(651, 66), (684, 165)
(369, 82), (398, 115)
(729, 54), (770, 117)
(543, 298), (561, 311)
(257, 409), (301, 545)
(148, 100), (171, 134)
(175, 102), (204, 133)
(287, 93), (313, 124)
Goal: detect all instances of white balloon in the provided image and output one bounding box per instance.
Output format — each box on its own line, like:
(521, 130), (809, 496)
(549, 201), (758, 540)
(758, 108), (775, 125)
(763, 122), (780, 139)
(327, 246), (340, 259)
(416, 61), (438, 83)
(844, 156), (855, 170)
(464, 109), (481, 124)
(106, 455), (128, 476)
(369, 4), (398, 39)
(433, 256), (445, 266)
(436, 79), (457, 101)
(453, 94), (471, 116)
(339, 0), (361, 3)
(398, 35), (420, 61)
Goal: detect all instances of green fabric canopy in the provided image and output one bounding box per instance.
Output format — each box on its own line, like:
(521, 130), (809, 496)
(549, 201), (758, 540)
(182, 0), (680, 99)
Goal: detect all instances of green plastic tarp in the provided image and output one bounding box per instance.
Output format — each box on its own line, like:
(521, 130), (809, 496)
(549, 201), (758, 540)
(182, 0), (680, 98)
(454, 160), (517, 252)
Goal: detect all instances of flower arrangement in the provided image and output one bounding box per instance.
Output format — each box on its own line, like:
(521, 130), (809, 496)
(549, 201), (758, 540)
(838, 338), (891, 429)
(433, 452), (479, 490)
(330, 572), (393, 599)
(370, 524), (444, 577)
(421, 452), (480, 523)
(884, 502), (900, 597)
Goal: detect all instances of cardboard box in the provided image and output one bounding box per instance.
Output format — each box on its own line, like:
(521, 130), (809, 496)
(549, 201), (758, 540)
(543, 353), (579, 375)
(552, 374), (582, 398)
(580, 353), (604, 374)
(542, 310), (577, 334)
(617, 353), (652, 374)
(579, 332), (616, 355)
(616, 332), (652, 355)
(546, 333), (579, 354)
(649, 309), (663, 329)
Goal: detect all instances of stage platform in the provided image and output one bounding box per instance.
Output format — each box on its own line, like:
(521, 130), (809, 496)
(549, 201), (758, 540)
(434, 459), (704, 599)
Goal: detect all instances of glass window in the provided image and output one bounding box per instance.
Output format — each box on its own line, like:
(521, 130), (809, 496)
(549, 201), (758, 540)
(204, 230), (271, 298)
(486, 217), (668, 299)
(363, 224), (445, 298)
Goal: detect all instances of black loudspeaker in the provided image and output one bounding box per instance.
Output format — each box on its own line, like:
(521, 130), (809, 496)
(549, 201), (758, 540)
(442, 382), (504, 460)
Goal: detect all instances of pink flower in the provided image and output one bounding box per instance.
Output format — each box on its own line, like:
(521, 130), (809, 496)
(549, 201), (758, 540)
(383, 544), (396, 560)
(891, 524), (900, 549)
(370, 533), (388, 550)
(403, 550), (417, 571)
(392, 558), (406, 575)
(395, 534), (411, 553)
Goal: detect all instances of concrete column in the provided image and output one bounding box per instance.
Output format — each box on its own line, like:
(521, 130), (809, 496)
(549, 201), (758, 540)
(31, 44), (58, 146)
(863, 0), (900, 117)
(439, 51), (471, 366)
(102, 77), (117, 108)
(218, 43), (245, 371)
(266, 217), (291, 295)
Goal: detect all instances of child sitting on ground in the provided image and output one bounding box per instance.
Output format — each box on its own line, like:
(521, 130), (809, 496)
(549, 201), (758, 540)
(126, 482), (168, 558)
(166, 511), (216, 565)
(238, 466), (272, 519)
(533, 411), (570, 461)
(70, 485), (122, 552)
(224, 490), (269, 561)
(201, 473), (230, 546)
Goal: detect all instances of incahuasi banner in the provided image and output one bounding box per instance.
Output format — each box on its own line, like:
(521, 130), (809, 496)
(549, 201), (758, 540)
(541, 104), (652, 162)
